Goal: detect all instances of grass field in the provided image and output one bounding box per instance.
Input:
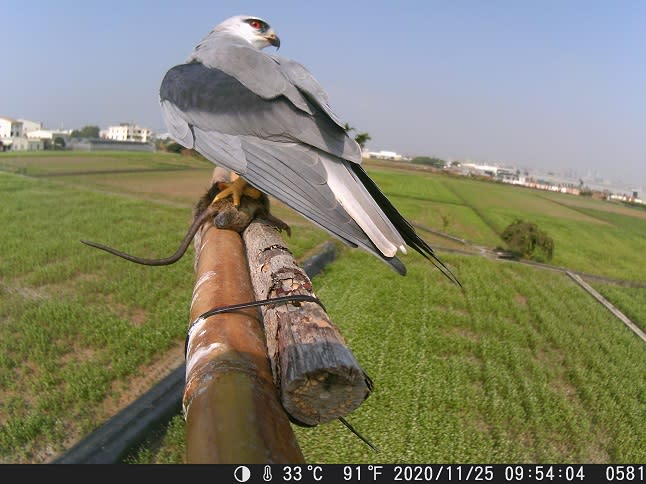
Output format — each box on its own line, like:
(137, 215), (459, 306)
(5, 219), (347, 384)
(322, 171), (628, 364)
(1, 151), (645, 464)
(0, 150), (210, 174)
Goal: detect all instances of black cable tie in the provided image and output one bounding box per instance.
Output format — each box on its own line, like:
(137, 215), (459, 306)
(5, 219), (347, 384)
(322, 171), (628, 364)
(184, 295), (326, 358)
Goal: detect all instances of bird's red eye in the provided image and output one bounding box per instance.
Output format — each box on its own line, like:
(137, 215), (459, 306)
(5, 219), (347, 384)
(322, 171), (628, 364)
(244, 18), (268, 33)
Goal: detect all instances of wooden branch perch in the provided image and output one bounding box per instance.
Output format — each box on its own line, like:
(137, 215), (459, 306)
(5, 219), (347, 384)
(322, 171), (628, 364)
(243, 219), (373, 426)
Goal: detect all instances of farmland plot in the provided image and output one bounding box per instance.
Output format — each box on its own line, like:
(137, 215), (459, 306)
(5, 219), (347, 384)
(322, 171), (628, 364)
(2, 153), (645, 464)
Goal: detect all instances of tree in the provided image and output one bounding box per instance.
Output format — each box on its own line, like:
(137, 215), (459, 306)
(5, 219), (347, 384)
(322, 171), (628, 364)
(353, 132), (372, 150)
(165, 142), (184, 153)
(343, 123), (371, 150)
(70, 125), (100, 139)
(53, 137), (66, 149)
(411, 156), (446, 169)
(500, 219), (554, 262)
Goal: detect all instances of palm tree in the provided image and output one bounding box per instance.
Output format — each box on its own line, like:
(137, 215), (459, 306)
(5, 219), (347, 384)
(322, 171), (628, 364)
(343, 123), (371, 150)
(353, 132), (372, 150)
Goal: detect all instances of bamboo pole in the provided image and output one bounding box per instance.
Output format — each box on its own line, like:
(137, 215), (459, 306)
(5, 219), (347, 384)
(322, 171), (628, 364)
(183, 169), (304, 464)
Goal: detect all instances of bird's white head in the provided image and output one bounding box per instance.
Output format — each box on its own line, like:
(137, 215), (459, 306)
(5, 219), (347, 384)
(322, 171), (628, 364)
(212, 15), (280, 50)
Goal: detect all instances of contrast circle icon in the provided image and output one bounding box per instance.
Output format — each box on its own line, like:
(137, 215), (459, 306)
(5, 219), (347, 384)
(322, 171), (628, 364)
(234, 465), (251, 483)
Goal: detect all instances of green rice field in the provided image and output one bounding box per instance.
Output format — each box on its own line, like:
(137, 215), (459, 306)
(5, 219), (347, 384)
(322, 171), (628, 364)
(1, 151), (645, 464)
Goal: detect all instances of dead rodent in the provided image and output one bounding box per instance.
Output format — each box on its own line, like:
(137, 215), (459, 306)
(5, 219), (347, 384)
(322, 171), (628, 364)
(81, 181), (290, 266)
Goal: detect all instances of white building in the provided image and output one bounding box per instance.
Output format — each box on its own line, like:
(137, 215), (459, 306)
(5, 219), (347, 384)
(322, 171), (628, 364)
(26, 128), (72, 140)
(0, 116), (24, 138)
(19, 119), (43, 134)
(363, 149), (407, 161)
(102, 123), (154, 143)
(459, 162), (502, 176)
(8, 137), (44, 151)
(0, 116), (44, 151)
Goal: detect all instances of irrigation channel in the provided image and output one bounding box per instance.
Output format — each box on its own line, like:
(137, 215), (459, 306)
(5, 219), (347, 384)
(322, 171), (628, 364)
(51, 228), (645, 464)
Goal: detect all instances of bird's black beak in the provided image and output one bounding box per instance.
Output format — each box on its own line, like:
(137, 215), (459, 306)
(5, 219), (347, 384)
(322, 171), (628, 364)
(267, 32), (280, 49)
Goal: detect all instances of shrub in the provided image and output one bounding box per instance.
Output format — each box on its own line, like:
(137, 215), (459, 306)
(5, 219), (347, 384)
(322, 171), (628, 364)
(500, 219), (554, 262)
(411, 156), (447, 168)
(163, 142), (184, 153)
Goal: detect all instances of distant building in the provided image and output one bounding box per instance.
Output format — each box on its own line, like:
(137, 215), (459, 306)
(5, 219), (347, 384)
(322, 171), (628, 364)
(26, 128), (72, 141)
(19, 119), (43, 134)
(496, 167), (520, 182)
(458, 162), (502, 177)
(8, 137), (44, 151)
(0, 116), (24, 138)
(363, 149), (408, 161)
(25, 129), (72, 149)
(0, 116), (44, 151)
(102, 123), (154, 143)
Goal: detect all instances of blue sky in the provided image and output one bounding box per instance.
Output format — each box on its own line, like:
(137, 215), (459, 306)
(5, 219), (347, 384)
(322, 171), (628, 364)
(2, 1), (644, 189)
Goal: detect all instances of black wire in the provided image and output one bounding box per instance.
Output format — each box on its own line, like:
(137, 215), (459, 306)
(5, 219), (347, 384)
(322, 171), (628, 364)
(184, 294), (325, 358)
(338, 416), (381, 454)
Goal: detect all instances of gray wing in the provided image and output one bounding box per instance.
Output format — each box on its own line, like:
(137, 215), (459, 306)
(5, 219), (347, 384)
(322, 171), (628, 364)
(268, 55), (346, 129)
(160, 61), (360, 166)
(188, 41), (343, 129)
(160, 62), (404, 266)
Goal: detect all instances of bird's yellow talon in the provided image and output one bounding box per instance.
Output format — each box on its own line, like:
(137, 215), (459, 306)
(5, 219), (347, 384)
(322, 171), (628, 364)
(243, 186), (262, 198)
(211, 177), (260, 207)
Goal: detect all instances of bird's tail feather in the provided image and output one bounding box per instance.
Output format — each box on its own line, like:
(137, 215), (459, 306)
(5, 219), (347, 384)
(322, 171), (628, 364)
(322, 157), (405, 258)
(348, 164), (461, 286)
